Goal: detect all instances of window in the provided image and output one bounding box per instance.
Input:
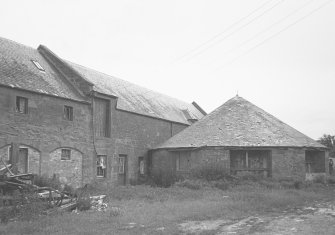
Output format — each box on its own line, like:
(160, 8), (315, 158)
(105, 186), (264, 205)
(31, 60), (45, 72)
(61, 149), (71, 160)
(139, 157), (144, 175)
(16, 96), (28, 114)
(94, 98), (110, 137)
(64, 106), (73, 121)
(97, 155), (107, 177)
(230, 150), (270, 176)
(118, 156), (125, 174)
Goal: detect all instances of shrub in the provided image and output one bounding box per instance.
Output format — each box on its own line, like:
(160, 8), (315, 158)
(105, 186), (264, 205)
(327, 176), (335, 184)
(313, 175), (326, 184)
(150, 168), (178, 187)
(236, 171), (264, 181)
(174, 179), (203, 190)
(0, 191), (48, 223)
(76, 197), (91, 211)
(212, 180), (230, 190)
(190, 163), (230, 181)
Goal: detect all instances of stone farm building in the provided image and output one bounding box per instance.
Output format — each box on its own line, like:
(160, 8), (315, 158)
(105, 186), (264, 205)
(0, 37), (206, 188)
(151, 96), (328, 181)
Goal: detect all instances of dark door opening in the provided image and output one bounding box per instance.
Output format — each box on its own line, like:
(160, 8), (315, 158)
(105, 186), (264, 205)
(18, 148), (28, 173)
(118, 155), (127, 185)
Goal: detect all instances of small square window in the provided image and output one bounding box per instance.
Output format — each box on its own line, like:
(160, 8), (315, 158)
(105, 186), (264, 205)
(31, 60), (45, 72)
(97, 155), (107, 177)
(61, 149), (71, 160)
(16, 96), (28, 114)
(64, 106), (73, 121)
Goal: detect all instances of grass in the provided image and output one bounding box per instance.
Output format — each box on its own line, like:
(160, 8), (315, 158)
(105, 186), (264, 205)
(1, 181), (334, 235)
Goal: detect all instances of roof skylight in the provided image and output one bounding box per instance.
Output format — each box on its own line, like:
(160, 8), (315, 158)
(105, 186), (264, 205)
(31, 60), (45, 72)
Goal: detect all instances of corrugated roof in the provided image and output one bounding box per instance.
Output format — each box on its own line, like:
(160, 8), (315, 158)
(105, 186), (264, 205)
(155, 95), (325, 149)
(68, 62), (204, 124)
(0, 37), (84, 101)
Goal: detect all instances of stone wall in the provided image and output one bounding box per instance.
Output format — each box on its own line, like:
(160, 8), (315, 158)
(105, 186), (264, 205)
(0, 86), (190, 187)
(272, 148), (306, 180)
(152, 147), (327, 181)
(0, 86), (93, 187)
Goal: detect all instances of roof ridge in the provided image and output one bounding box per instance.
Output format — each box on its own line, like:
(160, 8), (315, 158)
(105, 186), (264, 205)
(67, 60), (196, 106)
(0, 36), (38, 51)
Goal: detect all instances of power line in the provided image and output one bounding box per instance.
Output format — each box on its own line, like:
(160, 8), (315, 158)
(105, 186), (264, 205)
(173, 0), (274, 62)
(174, 0), (285, 63)
(215, 0), (334, 70)
(210, 0), (315, 66)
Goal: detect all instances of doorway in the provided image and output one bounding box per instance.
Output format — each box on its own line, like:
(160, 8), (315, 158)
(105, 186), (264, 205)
(118, 155), (127, 185)
(18, 148), (28, 173)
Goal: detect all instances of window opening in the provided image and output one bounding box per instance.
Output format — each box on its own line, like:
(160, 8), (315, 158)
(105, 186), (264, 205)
(118, 156), (125, 174)
(64, 105), (73, 121)
(61, 149), (71, 160)
(16, 96), (28, 114)
(97, 155), (107, 177)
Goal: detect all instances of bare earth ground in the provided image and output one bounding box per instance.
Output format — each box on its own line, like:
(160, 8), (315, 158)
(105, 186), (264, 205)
(179, 201), (335, 235)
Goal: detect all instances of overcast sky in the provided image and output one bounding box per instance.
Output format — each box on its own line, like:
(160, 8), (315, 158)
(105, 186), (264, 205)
(1, 0), (334, 139)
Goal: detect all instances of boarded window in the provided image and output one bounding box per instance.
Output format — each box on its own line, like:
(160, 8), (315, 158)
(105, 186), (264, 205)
(61, 149), (71, 160)
(118, 156), (125, 174)
(16, 96), (28, 114)
(230, 150), (270, 176)
(64, 106), (73, 121)
(176, 151), (191, 171)
(97, 155), (107, 177)
(94, 98), (110, 137)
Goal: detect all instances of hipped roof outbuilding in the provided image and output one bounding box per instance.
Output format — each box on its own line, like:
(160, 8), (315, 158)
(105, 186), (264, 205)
(154, 95), (326, 149)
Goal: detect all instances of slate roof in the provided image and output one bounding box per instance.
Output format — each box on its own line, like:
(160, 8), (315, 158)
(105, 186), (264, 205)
(0, 37), (204, 124)
(154, 96), (326, 149)
(68, 62), (204, 124)
(0, 37), (84, 101)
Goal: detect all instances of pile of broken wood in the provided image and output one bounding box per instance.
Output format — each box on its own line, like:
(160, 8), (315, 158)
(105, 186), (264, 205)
(0, 158), (87, 214)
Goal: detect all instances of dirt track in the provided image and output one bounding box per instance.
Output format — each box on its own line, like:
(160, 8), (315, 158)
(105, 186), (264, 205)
(179, 202), (335, 234)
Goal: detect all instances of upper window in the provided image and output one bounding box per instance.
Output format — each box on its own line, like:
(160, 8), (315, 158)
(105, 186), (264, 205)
(61, 149), (71, 160)
(64, 106), (73, 121)
(94, 98), (110, 137)
(31, 60), (45, 72)
(16, 96), (28, 114)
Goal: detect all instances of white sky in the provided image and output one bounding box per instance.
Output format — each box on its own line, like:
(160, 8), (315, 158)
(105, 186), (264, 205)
(1, 0), (334, 139)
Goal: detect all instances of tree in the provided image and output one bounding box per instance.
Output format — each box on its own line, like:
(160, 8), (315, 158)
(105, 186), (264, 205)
(318, 134), (335, 158)
(318, 134), (335, 149)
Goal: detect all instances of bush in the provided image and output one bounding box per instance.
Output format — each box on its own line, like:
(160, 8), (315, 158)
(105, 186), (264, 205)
(0, 191), (48, 223)
(327, 176), (335, 184)
(150, 169), (178, 187)
(190, 163), (230, 181)
(76, 198), (91, 211)
(174, 179), (203, 190)
(212, 180), (230, 190)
